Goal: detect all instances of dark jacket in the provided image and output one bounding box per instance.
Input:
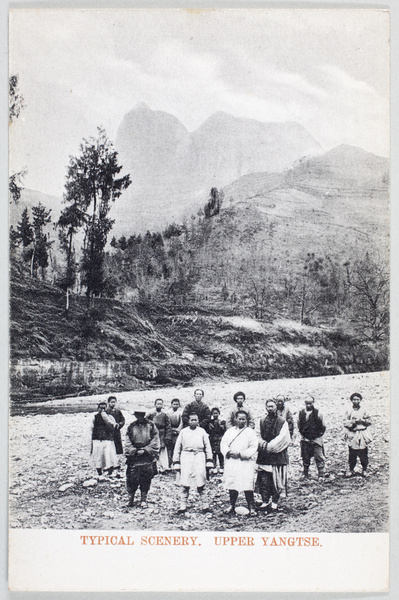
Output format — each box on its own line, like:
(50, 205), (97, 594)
(182, 400), (212, 430)
(208, 418), (227, 453)
(107, 408), (125, 454)
(148, 410), (172, 448)
(257, 414), (289, 466)
(298, 408), (326, 441)
(92, 412), (115, 442)
(125, 419), (160, 466)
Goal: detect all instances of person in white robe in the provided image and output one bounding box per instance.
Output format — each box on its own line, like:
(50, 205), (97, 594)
(172, 413), (213, 513)
(220, 410), (258, 516)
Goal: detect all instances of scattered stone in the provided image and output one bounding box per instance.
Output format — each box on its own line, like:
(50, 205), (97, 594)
(82, 479), (97, 488)
(58, 483), (74, 492)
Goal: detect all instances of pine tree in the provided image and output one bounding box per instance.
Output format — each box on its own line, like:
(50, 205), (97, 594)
(64, 127), (131, 305)
(31, 203), (52, 279)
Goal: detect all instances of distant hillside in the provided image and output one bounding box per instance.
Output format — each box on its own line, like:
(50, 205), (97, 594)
(112, 104), (322, 233)
(221, 144), (389, 260)
(9, 188), (62, 229)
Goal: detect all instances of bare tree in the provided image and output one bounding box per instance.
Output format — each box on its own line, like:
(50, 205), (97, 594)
(346, 254), (389, 342)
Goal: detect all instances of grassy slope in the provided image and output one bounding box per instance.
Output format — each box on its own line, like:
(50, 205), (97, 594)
(10, 272), (388, 402)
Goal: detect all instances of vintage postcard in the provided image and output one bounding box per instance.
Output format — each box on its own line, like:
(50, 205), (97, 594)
(8, 8), (390, 592)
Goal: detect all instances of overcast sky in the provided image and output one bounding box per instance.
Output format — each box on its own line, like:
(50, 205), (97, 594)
(9, 8), (390, 197)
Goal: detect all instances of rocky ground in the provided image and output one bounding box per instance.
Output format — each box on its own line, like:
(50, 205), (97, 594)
(9, 371), (389, 532)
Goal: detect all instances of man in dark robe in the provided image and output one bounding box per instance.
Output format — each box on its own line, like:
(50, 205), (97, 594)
(167, 398), (183, 468)
(257, 399), (290, 514)
(148, 398), (172, 471)
(182, 389), (211, 430)
(298, 396), (326, 479)
(125, 408), (160, 508)
(107, 396), (125, 476)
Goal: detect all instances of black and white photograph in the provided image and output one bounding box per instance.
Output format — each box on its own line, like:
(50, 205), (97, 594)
(8, 7), (390, 592)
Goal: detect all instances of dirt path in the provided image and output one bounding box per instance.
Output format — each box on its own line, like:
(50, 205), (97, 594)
(9, 371), (389, 532)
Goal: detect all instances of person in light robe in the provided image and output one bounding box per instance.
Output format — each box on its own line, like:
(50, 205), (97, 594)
(343, 393), (372, 477)
(173, 413), (214, 513)
(221, 410), (258, 516)
(257, 399), (291, 514)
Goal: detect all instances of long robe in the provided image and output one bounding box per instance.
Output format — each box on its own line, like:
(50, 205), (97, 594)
(148, 410), (172, 469)
(221, 426), (258, 492)
(343, 406), (372, 449)
(107, 408), (126, 454)
(90, 412), (118, 469)
(182, 400), (211, 430)
(125, 420), (160, 467)
(173, 426), (213, 488)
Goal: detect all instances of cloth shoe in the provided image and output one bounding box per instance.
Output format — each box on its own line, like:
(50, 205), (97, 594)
(224, 506), (235, 515)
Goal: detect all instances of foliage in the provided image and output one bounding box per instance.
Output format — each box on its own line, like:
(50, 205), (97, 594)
(31, 203), (53, 279)
(62, 127), (131, 305)
(204, 187), (223, 218)
(9, 170), (27, 204)
(9, 75), (26, 205)
(9, 74), (24, 124)
(346, 254), (389, 342)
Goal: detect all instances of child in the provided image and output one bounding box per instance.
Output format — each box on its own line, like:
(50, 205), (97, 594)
(208, 407), (226, 473)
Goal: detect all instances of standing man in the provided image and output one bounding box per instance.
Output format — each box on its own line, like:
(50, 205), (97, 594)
(167, 398), (183, 469)
(173, 413), (214, 513)
(125, 407), (160, 508)
(298, 396), (327, 479)
(276, 395), (294, 438)
(90, 401), (118, 481)
(148, 398), (172, 472)
(227, 391), (255, 429)
(182, 389), (211, 430)
(107, 395), (126, 477)
(343, 393), (372, 477)
(257, 399), (291, 514)
(221, 410), (258, 516)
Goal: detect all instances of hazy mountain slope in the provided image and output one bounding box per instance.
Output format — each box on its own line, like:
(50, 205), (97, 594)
(221, 144), (389, 259)
(9, 188), (62, 228)
(113, 104), (322, 233)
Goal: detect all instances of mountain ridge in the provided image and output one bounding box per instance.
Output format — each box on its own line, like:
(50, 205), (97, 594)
(113, 104), (324, 232)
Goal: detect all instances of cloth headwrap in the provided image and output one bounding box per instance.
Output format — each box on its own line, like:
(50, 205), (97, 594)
(266, 398), (277, 406)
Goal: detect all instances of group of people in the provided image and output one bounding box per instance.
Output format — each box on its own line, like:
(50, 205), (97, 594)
(90, 389), (373, 514)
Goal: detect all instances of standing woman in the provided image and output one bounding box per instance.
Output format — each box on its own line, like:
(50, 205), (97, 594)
(90, 401), (118, 481)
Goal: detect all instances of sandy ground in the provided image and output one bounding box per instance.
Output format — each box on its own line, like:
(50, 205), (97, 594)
(9, 371), (389, 532)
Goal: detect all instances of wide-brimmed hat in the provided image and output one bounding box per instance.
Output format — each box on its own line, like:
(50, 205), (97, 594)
(133, 406), (147, 415)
